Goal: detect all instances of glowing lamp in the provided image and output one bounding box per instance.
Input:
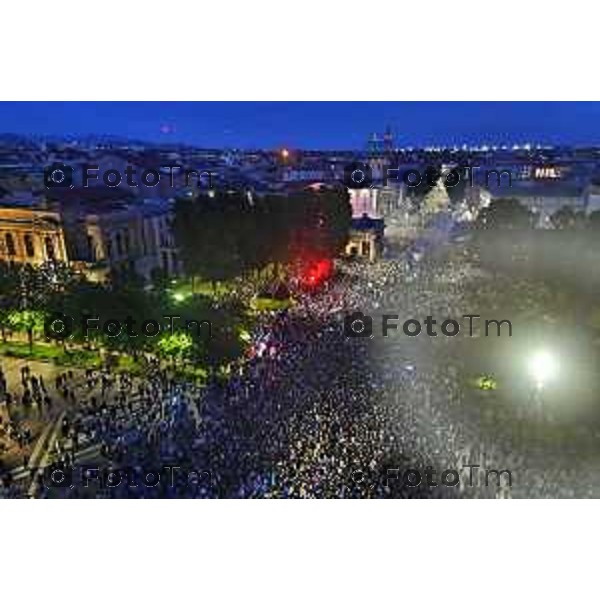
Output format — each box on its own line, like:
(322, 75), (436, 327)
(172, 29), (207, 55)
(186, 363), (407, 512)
(528, 351), (558, 387)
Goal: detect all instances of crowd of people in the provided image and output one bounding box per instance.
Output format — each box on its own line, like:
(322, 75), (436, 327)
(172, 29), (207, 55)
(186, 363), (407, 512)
(0, 363), (88, 496)
(3, 213), (600, 498)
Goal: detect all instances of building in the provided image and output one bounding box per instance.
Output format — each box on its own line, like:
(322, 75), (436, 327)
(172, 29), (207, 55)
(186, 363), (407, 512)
(349, 185), (407, 221)
(367, 126), (395, 155)
(349, 188), (378, 218)
(0, 190), (180, 284)
(62, 198), (179, 283)
(0, 205), (68, 265)
(345, 214), (385, 261)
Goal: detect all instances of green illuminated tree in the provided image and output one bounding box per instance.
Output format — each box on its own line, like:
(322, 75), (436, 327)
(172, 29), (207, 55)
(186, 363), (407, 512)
(7, 309), (45, 352)
(157, 331), (193, 363)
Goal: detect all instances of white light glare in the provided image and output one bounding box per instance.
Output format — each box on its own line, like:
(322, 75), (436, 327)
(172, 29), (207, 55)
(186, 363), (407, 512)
(528, 351), (558, 386)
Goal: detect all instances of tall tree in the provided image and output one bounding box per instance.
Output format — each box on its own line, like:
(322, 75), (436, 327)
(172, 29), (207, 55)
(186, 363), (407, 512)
(476, 198), (533, 229)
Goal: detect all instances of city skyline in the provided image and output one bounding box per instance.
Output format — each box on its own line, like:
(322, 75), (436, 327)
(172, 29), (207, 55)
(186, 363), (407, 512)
(3, 102), (600, 149)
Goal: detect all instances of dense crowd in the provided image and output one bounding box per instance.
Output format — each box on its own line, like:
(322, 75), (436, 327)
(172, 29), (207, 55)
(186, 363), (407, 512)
(3, 215), (600, 498)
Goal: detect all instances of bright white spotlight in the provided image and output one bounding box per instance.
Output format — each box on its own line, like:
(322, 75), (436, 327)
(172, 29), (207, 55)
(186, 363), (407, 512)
(528, 351), (558, 387)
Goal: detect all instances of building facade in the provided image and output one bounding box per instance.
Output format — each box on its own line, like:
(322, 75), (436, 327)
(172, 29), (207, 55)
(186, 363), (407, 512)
(62, 199), (179, 283)
(0, 207), (68, 264)
(0, 195), (179, 285)
(345, 215), (385, 261)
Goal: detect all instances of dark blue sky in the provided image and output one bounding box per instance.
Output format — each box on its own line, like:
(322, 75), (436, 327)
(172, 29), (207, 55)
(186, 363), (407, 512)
(2, 102), (600, 149)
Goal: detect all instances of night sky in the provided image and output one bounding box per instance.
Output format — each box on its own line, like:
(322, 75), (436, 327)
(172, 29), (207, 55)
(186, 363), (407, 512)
(1, 102), (600, 149)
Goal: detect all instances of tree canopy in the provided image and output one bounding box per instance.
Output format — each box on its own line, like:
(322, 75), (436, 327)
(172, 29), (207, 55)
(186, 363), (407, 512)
(172, 187), (351, 284)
